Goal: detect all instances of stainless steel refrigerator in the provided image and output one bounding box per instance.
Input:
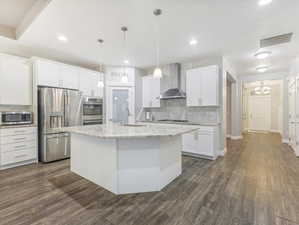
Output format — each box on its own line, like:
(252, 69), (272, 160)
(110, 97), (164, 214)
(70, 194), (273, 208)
(38, 87), (83, 162)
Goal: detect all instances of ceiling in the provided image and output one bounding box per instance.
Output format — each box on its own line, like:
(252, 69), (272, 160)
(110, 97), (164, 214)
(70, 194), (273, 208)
(0, 0), (298, 75)
(0, 0), (37, 28)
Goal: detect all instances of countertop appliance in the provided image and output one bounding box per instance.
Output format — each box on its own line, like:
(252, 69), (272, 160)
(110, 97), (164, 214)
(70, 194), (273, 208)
(83, 97), (103, 125)
(38, 87), (83, 162)
(0, 111), (33, 126)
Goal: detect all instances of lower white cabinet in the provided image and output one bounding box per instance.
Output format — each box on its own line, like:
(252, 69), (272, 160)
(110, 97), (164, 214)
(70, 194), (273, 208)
(0, 127), (37, 169)
(182, 126), (218, 160)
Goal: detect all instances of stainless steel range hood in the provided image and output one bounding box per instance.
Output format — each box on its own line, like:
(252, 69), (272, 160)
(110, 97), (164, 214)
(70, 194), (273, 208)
(160, 63), (186, 100)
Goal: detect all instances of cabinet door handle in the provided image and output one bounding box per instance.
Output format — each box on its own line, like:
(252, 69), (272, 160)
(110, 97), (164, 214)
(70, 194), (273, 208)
(14, 137), (26, 141)
(14, 130), (26, 134)
(14, 145), (27, 149)
(15, 154), (27, 158)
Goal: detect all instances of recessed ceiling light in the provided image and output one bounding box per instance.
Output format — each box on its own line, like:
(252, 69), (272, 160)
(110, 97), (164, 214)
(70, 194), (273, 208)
(124, 60), (129, 64)
(189, 39), (198, 46)
(255, 51), (271, 59)
(258, 0), (272, 6)
(256, 65), (269, 73)
(57, 34), (68, 42)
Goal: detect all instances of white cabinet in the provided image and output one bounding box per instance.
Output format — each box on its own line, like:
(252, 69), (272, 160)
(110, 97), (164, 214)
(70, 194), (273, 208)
(60, 65), (79, 89)
(36, 60), (61, 87)
(142, 75), (160, 108)
(79, 69), (103, 97)
(0, 54), (32, 105)
(186, 65), (219, 107)
(0, 127), (37, 169)
(182, 126), (218, 160)
(35, 59), (80, 89)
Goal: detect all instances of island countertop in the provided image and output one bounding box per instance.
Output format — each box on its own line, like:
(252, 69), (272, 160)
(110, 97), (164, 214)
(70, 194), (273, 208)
(58, 123), (200, 139)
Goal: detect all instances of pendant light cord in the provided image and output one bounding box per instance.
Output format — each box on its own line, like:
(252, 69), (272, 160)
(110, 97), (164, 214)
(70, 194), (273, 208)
(155, 18), (160, 68)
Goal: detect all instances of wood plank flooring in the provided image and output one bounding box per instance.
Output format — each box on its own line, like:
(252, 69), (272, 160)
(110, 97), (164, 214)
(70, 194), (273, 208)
(0, 133), (299, 225)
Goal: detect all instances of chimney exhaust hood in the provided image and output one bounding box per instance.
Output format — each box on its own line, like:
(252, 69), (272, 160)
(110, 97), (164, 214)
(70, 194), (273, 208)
(160, 63), (186, 100)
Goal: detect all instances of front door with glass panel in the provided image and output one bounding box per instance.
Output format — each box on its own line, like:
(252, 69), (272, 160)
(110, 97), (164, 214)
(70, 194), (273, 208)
(107, 87), (135, 124)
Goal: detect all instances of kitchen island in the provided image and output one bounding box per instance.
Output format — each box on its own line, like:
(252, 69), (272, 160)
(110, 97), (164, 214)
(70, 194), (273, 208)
(62, 123), (200, 195)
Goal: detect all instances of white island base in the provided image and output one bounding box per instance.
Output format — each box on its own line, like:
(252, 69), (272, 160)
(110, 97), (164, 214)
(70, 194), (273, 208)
(71, 133), (182, 195)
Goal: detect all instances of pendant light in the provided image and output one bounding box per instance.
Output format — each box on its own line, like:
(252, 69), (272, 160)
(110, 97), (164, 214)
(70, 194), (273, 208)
(254, 81), (271, 95)
(153, 9), (162, 79)
(121, 26), (129, 83)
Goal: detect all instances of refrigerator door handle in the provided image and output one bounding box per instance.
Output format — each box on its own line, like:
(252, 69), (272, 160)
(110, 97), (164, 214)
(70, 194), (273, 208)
(64, 91), (69, 127)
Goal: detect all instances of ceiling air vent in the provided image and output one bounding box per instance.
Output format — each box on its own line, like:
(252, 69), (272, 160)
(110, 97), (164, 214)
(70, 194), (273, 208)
(260, 33), (293, 48)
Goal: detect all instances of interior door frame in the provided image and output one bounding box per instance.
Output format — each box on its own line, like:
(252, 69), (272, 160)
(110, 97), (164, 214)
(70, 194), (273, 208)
(248, 95), (271, 132)
(106, 85), (135, 124)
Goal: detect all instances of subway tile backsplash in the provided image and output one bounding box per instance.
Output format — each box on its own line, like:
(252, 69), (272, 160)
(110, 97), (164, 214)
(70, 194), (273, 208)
(144, 99), (219, 123)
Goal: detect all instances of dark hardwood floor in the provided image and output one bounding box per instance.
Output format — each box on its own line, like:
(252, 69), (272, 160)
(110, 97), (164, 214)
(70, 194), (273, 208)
(0, 133), (299, 225)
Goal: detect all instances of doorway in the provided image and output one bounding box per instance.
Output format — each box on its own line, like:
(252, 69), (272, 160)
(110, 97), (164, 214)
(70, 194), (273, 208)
(242, 80), (283, 134)
(107, 86), (135, 124)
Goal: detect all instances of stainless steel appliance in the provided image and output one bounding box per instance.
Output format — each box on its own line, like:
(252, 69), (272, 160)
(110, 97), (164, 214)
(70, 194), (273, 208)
(38, 87), (83, 162)
(160, 63), (186, 100)
(0, 111), (33, 126)
(83, 97), (103, 125)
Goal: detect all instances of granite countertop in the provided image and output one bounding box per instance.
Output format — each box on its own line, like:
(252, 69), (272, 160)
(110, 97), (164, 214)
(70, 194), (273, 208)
(0, 124), (37, 129)
(139, 120), (220, 126)
(58, 123), (200, 139)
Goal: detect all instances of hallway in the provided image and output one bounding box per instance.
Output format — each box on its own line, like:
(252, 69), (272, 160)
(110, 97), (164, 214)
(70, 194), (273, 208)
(0, 133), (298, 225)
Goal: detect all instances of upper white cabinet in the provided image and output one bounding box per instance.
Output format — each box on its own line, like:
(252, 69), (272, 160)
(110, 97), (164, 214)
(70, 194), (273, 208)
(0, 54), (32, 105)
(60, 65), (80, 90)
(34, 59), (103, 97)
(35, 59), (79, 89)
(35, 60), (61, 87)
(186, 65), (219, 107)
(142, 75), (160, 108)
(79, 69), (103, 97)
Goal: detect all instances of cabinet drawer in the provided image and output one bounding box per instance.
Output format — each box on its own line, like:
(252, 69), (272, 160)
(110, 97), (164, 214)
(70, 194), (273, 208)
(0, 133), (36, 145)
(1, 148), (36, 165)
(0, 141), (36, 153)
(0, 127), (37, 137)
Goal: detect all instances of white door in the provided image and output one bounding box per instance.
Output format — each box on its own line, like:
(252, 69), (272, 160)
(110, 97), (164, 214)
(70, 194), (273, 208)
(248, 95), (271, 131)
(107, 87), (135, 124)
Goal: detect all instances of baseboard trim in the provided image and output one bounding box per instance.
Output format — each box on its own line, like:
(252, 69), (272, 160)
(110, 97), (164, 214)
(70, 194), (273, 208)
(270, 129), (281, 134)
(0, 159), (38, 170)
(231, 136), (243, 140)
(218, 148), (227, 157)
(282, 139), (289, 144)
(182, 152), (216, 160)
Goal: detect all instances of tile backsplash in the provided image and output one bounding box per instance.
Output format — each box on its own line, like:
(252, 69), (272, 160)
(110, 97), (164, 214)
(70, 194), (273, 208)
(143, 99), (219, 123)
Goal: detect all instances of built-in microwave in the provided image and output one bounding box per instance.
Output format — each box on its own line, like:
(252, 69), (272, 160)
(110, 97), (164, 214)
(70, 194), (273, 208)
(0, 112), (33, 126)
(83, 97), (103, 125)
